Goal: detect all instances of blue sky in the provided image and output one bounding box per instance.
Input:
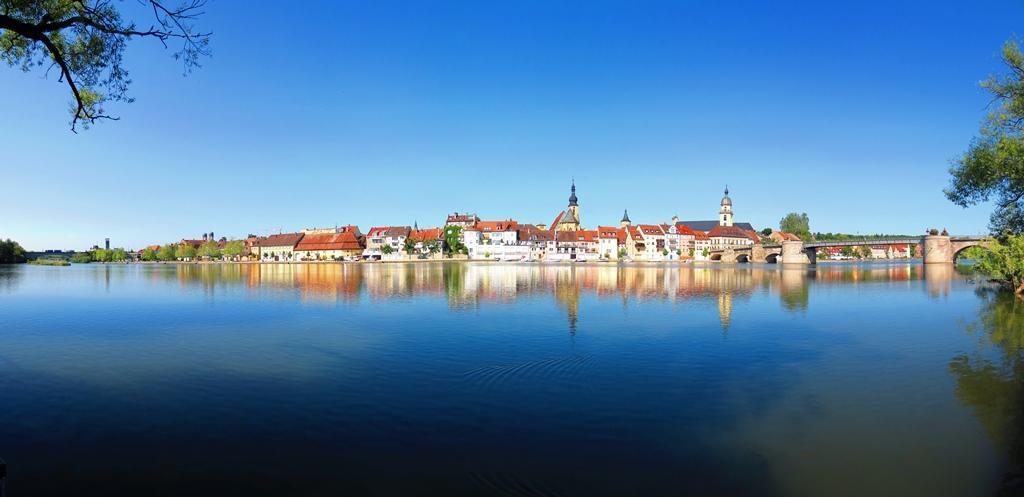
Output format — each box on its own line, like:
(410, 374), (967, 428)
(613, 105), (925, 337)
(1, 0), (1020, 250)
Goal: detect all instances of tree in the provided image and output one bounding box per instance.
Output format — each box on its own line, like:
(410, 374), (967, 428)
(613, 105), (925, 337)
(761, 228), (773, 236)
(964, 236), (1024, 294)
(443, 225), (466, 254)
(403, 237), (416, 255)
(110, 247), (128, 261)
(157, 244), (176, 261)
(859, 246), (873, 259)
(946, 40), (1024, 236)
(0, 238), (27, 263)
(140, 247), (157, 261)
(71, 251), (92, 263)
(175, 244), (196, 260)
(0, 0), (211, 131)
(423, 240), (440, 255)
(380, 245), (393, 255)
(779, 212), (810, 238)
(92, 248), (111, 262)
(197, 241), (220, 259)
(222, 240), (244, 258)
(618, 248), (627, 259)
(840, 246), (855, 258)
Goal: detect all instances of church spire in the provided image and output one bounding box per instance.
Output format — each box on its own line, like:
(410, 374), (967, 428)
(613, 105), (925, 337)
(568, 179), (578, 206)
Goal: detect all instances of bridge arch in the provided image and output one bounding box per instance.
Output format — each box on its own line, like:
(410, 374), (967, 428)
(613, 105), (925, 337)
(736, 254), (750, 263)
(952, 242), (989, 262)
(765, 253), (779, 264)
(710, 253), (722, 261)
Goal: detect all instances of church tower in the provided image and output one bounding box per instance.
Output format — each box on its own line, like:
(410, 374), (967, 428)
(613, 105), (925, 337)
(557, 180), (581, 232)
(719, 186), (733, 227)
(567, 180), (580, 227)
(620, 209), (631, 228)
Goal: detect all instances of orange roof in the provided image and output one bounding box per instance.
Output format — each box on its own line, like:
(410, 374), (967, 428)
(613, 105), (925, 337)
(409, 228), (443, 241)
(707, 225), (752, 239)
(693, 230), (709, 240)
(637, 224), (664, 236)
(478, 220), (518, 232)
(549, 211), (565, 231)
(366, 226), (390, 237)
(673, 223), (699, 237)
(575, 230), (598, 242)
(597, 226), (625, 242)
(254, 232), (305, 247)
(294, 232), (363, 251)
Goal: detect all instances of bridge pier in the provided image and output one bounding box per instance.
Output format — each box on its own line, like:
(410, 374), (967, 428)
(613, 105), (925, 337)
(923, 235), (952, 264)
(781, 241), (814, 265)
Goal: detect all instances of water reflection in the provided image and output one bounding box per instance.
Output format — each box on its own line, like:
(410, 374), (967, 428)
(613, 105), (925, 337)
(149, 261), (947, 331)
(950, 289), (1024, 493)
(0, 261), (1011, 497)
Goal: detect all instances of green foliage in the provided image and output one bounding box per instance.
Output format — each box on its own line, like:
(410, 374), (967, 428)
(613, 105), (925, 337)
(0, 238), (27, 263)
(140, 248), (157, 261)
(859, 246), (872, 259)
(157, 244), (176, 261)
(92, 248), (111, 262)
(198, 241), (221, 259)
(380, 244), (393, 255)
(0, 0), (210, 130)
(840, 246), (855, 257)
(443, 225), (466, 254)
(947, 40), (1024, 235)
(222, 240), (245, 258)
(701, 248), (710, 258)
(964, 236), (1024, 294)
(29, 258), (69, 266)
(175, 244), (197, 260)
(617, 248), (627, 259)
(910, 244), (917, 257)
(423, 240), (441, 255)
(403, 237), (417, 255)
(71, 252), (92, 263)
(110, 247), (128, 261)
(761, 228), (773, 236)
(779, 212), (810, 238)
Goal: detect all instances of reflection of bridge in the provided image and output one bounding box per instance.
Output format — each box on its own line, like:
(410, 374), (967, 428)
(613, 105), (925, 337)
(708, 235), (989, 264)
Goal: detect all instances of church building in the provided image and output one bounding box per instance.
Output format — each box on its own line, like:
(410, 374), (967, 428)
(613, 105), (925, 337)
(551, 181), (582, 232)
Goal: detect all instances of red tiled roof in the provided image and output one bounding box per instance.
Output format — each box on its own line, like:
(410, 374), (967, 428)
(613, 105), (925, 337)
(478, 220), (518, 232)
(254, 232), (305, 247)
(597, 226), (625, 242)
(707, 225), (752, 239)
(637, 224), (665, 236)
(673, 223), (699, 237)
(575, 230), (598, 242)
(409, 228), (443, 241)
(294, 232), (363, 251)
(550, 211), (565, 231)
(692, 230), (709, 240)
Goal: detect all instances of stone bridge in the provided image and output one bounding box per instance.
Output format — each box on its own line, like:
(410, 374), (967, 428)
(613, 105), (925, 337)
(708, 235), (989, 265)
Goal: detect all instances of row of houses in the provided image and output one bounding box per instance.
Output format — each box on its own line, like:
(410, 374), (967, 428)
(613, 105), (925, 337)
(153, 184), (815, 262)
(247, 225), (446, 262)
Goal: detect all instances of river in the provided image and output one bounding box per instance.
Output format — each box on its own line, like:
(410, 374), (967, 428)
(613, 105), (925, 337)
(0, 262), (1020, 496)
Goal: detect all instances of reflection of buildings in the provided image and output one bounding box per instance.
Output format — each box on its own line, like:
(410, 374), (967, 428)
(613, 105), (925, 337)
(167, 261), (937, 329)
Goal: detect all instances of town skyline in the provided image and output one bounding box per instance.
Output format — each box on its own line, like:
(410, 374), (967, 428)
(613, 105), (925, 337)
(3, 1), (1017, 249)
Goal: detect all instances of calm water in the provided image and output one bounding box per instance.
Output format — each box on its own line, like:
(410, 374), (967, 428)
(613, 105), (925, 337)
(1, 262), (1022, 496)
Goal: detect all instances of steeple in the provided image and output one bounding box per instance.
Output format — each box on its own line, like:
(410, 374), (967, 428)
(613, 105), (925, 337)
(414, 220), (419, 231)
(719, 185), (733, 227)
(620, 209), (631, 228)
(568, 179), (578, 207)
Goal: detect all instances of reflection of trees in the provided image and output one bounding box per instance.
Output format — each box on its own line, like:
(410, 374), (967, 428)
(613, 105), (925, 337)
(0, 265), (22, 293)
(949, 290), (1024, 490)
